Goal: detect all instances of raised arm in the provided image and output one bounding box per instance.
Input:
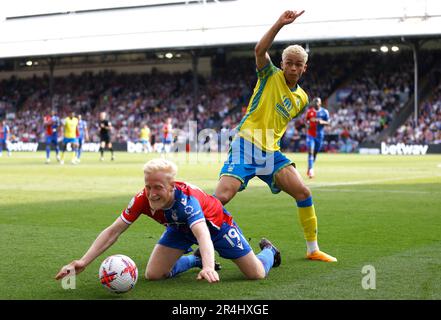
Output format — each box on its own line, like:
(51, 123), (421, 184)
(255, 10), (305, 70)
(55, 217), (130, 280)
(191, 221), (219, 283)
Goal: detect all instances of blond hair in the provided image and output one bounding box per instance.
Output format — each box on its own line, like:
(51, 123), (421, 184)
(143, 158), (177, 180)
(282, 45), (308, 63)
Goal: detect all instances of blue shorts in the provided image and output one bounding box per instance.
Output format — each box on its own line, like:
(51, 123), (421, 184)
(219, 137), (294, 194)
(306, 135), (324, 153)
(63, 137), (78, 144)
(46, 135), (58, 145)
(158, 221), (252, 260)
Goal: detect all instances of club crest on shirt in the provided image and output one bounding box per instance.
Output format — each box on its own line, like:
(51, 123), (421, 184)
(184, 205), (194, 215)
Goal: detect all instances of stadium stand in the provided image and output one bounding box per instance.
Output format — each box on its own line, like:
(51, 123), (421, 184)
(1, 48), (440, 150)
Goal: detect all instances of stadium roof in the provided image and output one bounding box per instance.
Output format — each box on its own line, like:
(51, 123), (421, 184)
(1, 0), (441, 59)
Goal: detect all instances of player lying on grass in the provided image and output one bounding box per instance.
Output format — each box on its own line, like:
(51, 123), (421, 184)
(55, 158), (281, 284)
(215, 9), (336, 262)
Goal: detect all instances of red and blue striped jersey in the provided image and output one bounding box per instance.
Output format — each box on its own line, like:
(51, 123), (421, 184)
(0, 124), (9, 139)
(120, 181), (233, 232)
(306, 107), (329, 138)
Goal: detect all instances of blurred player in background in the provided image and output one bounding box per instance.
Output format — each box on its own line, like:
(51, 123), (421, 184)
(60, 111), (79, 165)
(215, 10), (336, 262)
(162, 117), (173, 153)
(43, 110), (61, 164)
(55, 158), (281, 283)
(305, 97), (330, 178)
(76, 114), (89, 163)
(0, 119), (11, 157)
(140, 123), (152, 153)
(99, 112), (114, 161)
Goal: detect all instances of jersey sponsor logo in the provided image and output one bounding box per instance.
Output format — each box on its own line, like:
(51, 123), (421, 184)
(283, 96), (293, 111)
(275, 95), (295, 120)
(275, 103), (290, 120)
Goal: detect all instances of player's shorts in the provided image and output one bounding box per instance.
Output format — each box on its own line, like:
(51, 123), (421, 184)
(306, 135), (324, 153)
(219, 136), (294, 194)
(78, 137), (84, 146)
(63, 137), (78, 144)
(46, 135), (58, 145)
(140, 139), (150, 145)
(162, 138), (173, 144)
(158, 220), (252, 260)
(100, 134), (111, 144)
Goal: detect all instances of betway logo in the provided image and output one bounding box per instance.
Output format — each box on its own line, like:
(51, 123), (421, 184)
(381, 142), (428, 155)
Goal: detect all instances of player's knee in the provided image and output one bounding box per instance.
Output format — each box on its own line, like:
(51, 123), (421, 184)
(145, 270), (167, 281)
(244, 269), (266, 280)
(295, 185), (312, 201)
(246, 273), (266, 280)
(215, 191), (233, 205)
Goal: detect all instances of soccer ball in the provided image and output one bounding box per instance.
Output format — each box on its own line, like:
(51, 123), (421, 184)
(99, 254), (138, 294)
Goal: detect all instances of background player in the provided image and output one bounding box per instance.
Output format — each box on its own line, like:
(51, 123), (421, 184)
(162, 117), (173, 153)
(99, 112), (114, 161)
(0, 119), (11, 157)
(76, 114), (89, 163)
(60, 111), (79, 165)
(55, 159), (281, 283)
(305, 97), (330, 178)
(140, 123), (152, 153)
(43, 110), (61, 164)
(214, 10), (337, 262)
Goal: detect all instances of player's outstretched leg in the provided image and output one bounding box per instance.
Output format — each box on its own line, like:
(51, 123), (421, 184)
(232, 238), (281, 280)
(259, 238), (281, 268)
(275, 165), (337, 262)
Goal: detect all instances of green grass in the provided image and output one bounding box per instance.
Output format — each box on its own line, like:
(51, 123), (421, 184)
(1, 152), (440, 300)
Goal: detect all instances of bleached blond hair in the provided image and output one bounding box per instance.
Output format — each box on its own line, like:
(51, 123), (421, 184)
(143, 158), (177, 181)
(282, 45), (308, 64)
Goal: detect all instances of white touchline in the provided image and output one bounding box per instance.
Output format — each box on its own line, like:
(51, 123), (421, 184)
(309, 174), (441, 189)
(316, 188), (434, 194)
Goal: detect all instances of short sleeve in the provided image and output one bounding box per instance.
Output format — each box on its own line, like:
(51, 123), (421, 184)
(183, 197), (205, 229)
(120, 191), (145, 225)
(256, 61), (278, 80)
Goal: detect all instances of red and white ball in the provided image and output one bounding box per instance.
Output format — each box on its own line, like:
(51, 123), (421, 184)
(99, 254), (138, 294)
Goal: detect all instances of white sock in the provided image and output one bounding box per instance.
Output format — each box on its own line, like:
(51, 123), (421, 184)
(306, 241), (319, 254)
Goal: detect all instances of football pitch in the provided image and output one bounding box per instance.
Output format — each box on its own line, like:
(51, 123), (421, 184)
(0, 152), (440, 300)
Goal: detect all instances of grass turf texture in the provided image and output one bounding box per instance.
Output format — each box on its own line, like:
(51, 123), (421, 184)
(0, 152), (440, 300)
